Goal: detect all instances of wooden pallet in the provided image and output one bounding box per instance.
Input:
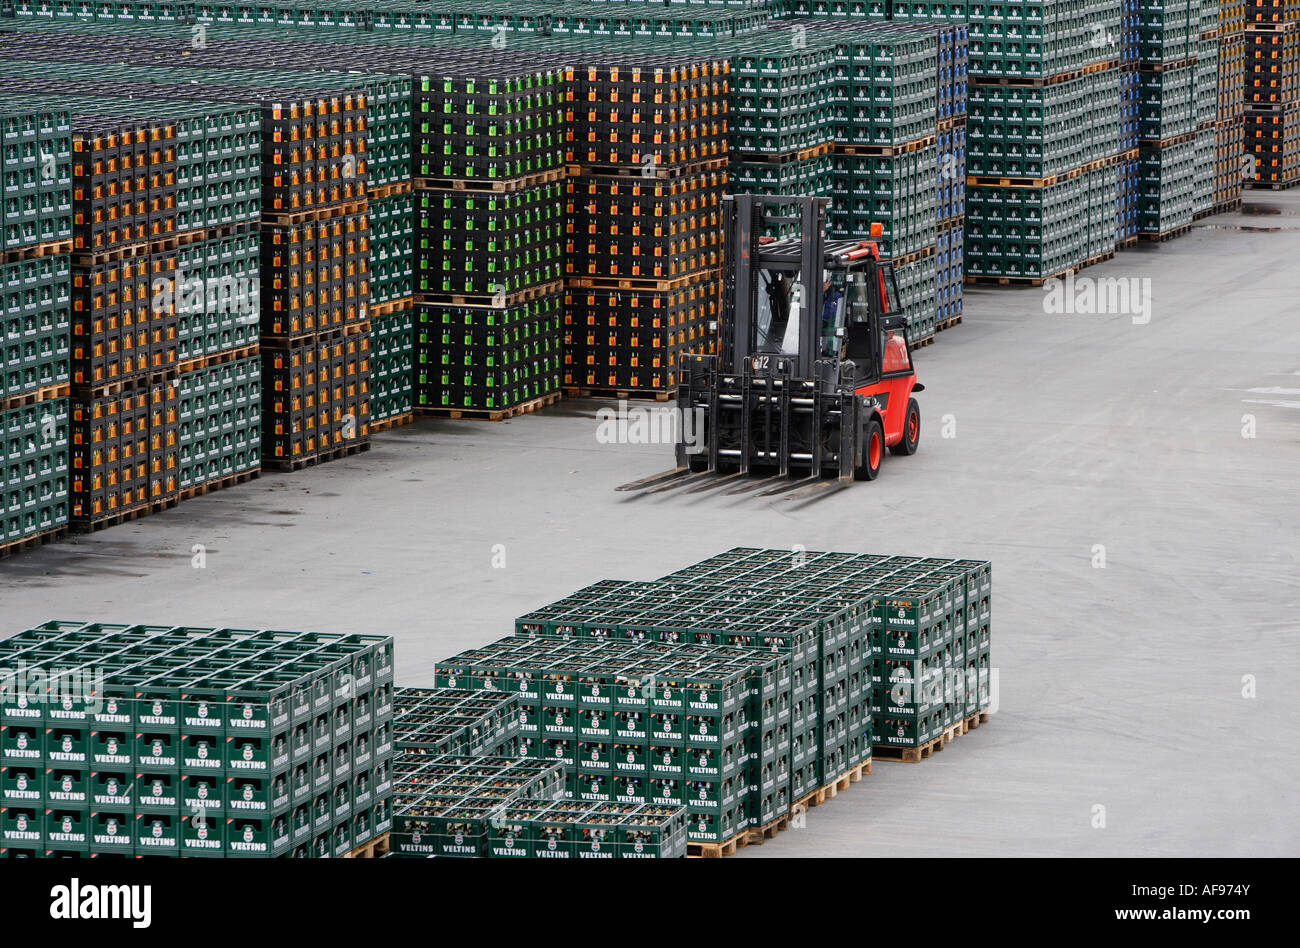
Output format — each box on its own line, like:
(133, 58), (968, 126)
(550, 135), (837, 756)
(1138, 131), (1196, 149)
(261, 319), (372, 347)
(743, 811), (792, 846)
(935, 314), (963, 332)
(72, 369), (177, 400)
(415, 279), (563, 310)
(733, 142), (833, 165)
(368, 180), (414, 200)
(177, 468), (259, 502)
(185, 220), (259, 243)
(366, 296), (413, 319)
(415, 167), (564, 192)
(566, 156), (727, 178)
(979, 58), (1121, 87)
(1250, 177), (1300, 191)
(876, 712), (990, 762)
(0, 383), (71, 411)
(262, 440), (372, 472)
(687, 827), (753, 859)
(908, 335), (935, 350)
(888, 244), (936, 268)
(968, 150), (1133, 190)
(0, 526), (68, 560)
(369, 412), (413, 434)
(1, 238), (72, 263)
(261, 198), (367, 227)
(71, 496), (180, 534)
(416, 391), (561, 422)
(1139, 55), (1198, 73)
(1137, 223), (1193, 242)
(1084, 249), (1115, 268)
(342, 831), (390, 859)
(72, 239), (153, 267)
(1246, 19), (1298, 31)
(834, 134), (937, 157)
(177, 344), (260, 376)
(793, 758), (873, 811)
(564, 271), (706, 292)
(937, 115), (967, 132)
(965, 267), (1070, 287)
(563, 386), (672, 402)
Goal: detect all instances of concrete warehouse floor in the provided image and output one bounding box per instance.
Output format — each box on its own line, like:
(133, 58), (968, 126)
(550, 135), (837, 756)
(4, 192), (1299, 858)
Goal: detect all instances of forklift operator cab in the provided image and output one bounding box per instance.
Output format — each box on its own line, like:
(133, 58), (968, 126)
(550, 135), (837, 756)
(755, 269), (848, 358)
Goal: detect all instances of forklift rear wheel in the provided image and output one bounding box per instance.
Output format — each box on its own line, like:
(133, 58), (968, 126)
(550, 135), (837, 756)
(688, 453), (709, 473)
(891, 397), (921, 456)
(855, 417), (884, 481)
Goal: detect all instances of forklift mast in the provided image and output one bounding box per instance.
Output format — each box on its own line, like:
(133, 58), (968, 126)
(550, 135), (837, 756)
(723, 194), (830, 380)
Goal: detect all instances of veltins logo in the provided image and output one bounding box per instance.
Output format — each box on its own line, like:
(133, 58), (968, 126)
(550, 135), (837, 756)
(17, 773), (29, 791)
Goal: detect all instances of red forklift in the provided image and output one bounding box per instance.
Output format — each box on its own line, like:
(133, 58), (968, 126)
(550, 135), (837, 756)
(617, 194), (923, 499)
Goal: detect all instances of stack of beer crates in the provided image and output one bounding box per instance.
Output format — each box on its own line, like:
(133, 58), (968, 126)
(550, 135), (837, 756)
(1137, 0), (1203, 238)
(393, 687), (522, 759)
(0, 622), (394, 858)
(259, 81), (372, 468)
(726, 31), (837, 238)
(1120, 0), (1145, 244)
(963, 0), (1124, 278)
(389, 754), (688, 858)
(1216, 1), (1248, 208)
(1193, 1), (1224, 217)
(562, 53), (729, 399)
(63, 103), (187, 528)
(1246, 0), (1300, 188)
(412, 59), (567, 417)
(389, 755), (566, 857)
(0, 94), (71, 556)
(436, 634), (790, 846)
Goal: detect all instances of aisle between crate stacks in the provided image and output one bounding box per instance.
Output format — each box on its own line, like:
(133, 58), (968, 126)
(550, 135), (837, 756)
(415, 391), (562, 423)
(0, 526), (69, 560)
(343, 832), (391, 859)
(874, 711), (991, 763)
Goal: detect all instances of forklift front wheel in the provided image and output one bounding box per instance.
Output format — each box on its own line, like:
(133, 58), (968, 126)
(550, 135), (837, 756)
(855, 417), (884, 481)
(891, 397), (921, 456)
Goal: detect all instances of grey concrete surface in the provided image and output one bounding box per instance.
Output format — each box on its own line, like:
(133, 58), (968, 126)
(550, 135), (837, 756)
(3, 193), (1299, 857)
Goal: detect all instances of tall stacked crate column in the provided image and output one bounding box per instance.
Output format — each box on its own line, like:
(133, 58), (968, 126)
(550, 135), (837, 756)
(563, 57), (729, 399)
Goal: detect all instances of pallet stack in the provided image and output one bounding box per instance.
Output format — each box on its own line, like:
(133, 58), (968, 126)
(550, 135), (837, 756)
(963, 0), (1126, 279)
(1136, 0), (1205, 239)
(561, 55), (729, 400)
(1215, 2), (1249, 208)
(412, 61), (567, 418)
(0, 622), (395, 858)
(259, 83), (372, 469)
(0, 94), (71, 557)
(1246, 0), (1300, 188)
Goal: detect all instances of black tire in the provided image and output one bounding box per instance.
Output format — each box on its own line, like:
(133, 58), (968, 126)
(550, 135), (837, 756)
(688, 452), (709, 473)
(891, 397), (921, 456)
(855, 416), (884, 481)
